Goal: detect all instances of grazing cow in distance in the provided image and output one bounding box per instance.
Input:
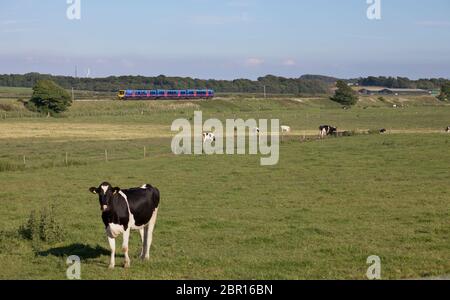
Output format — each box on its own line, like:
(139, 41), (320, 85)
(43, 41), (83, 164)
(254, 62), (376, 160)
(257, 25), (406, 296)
(446, 126), (450, 133)
(281, 126), (291, 133)
(319, 125), (337, 138)
(380, 128), (387, 134)
(89, 182), (160, 269)
(203, 132), (216, 143)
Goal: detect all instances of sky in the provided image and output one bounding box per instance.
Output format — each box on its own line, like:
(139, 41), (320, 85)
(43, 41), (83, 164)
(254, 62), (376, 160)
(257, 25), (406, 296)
(0, 0), (450, 79)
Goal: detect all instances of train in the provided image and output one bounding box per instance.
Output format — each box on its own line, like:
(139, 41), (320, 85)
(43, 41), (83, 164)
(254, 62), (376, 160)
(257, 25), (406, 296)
(118, 89), (215, 100)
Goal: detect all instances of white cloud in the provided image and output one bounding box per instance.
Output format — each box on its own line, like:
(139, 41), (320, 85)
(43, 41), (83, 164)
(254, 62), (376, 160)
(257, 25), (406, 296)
(245, 58), (264, 67)
(282, 59), (296, 66)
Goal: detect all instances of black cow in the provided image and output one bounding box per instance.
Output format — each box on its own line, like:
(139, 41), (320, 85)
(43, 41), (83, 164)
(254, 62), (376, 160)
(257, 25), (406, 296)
(319, 125), (337, 138)
(446, 126), (450, 133)
(89, 182), (160, 269)
(380, 128), (387, 134)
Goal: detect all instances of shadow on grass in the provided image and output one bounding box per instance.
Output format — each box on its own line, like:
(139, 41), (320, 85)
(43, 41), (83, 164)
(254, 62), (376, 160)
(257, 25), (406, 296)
(37, 243), (110, 259)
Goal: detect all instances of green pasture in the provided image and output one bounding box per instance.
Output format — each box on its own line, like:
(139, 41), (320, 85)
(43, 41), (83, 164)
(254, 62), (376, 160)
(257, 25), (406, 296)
(0, 93), (449, 279)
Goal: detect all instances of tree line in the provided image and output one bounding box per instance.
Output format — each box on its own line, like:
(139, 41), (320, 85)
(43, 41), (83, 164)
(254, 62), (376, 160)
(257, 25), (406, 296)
(0, 73), (335, 95)
(354, 76), (448, 90)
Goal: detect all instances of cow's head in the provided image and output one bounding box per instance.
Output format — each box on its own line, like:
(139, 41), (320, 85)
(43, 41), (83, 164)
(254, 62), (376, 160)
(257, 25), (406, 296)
(89, 182), (120, 212)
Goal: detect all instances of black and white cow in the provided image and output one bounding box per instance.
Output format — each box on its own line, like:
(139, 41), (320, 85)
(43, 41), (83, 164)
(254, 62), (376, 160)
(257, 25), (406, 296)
(446, 126), (450, 133)
(203, 132), (216, 143)
(89, 182), (160, 269)
(319, 125), (337, 138)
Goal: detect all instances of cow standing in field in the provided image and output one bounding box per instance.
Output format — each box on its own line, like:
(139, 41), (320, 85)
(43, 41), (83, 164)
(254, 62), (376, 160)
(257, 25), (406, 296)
(203, 132), (216, 143)
(89, 182), (160, 269)
(446, 126), (450, 133)
(319, 125), (337, 138)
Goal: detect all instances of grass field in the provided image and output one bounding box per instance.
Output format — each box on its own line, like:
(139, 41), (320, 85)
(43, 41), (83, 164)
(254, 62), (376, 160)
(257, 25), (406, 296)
(0, 91), (449, 279)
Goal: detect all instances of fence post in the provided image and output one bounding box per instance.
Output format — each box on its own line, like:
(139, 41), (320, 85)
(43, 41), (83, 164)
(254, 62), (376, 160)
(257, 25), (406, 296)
(105, 149), (108, 162)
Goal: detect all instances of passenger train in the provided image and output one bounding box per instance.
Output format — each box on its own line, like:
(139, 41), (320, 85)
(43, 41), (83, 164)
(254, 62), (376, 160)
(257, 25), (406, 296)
(118, 89), (214, 100)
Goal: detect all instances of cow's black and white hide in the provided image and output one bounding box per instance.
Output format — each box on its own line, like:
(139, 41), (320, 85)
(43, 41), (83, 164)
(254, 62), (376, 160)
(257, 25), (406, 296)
(319, 125), (337, 138)
(89, 182), (160, 269)
(203, 132), (216, 143)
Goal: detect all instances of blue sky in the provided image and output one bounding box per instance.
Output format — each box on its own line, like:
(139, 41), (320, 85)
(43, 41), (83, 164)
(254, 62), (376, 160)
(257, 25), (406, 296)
(1, 0), (449, 79)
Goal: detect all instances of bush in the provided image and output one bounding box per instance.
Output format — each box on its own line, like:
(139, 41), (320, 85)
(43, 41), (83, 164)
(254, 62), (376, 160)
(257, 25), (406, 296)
(26, 80), (72, 116)
(368, 129), (382, 135)
(0, 103), (14, 111)
(330, 80), (359, 106)
(19, 206), (65, 244)
(341, 130), (358, 137)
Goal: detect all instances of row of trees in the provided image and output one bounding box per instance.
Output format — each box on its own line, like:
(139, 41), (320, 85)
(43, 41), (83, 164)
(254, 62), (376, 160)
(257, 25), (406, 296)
(21, 79), (450, 116)
(0, 73), (334, 95)
(355, 76), (448, 90)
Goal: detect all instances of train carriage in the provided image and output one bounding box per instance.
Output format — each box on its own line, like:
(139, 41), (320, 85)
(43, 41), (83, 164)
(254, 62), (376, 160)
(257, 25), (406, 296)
(118, 89), (214, 100)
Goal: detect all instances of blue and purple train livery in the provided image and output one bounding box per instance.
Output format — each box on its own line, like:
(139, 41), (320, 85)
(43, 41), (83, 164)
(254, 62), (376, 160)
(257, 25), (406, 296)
(118, 89), (214, 100)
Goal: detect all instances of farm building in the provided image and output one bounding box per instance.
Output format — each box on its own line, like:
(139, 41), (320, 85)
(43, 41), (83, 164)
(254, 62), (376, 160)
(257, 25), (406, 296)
(359, 88), (431, 96)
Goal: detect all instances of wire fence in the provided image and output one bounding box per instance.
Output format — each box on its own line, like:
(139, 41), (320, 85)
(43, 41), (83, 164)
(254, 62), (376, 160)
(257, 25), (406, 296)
(0, 145), (159, 173)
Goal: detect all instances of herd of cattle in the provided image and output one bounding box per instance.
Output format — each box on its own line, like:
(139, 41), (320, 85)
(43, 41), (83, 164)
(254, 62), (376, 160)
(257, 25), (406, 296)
(90, 123), (449, 269)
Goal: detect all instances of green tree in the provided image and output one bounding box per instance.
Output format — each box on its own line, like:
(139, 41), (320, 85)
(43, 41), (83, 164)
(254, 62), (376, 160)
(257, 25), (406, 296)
(437, 82), (450, 101)
(330, 80), (359, 106)
(26, 80), (72, 115)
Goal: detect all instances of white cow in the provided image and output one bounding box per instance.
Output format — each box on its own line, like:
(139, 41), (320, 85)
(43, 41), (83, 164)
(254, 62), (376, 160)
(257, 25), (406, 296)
(202, 132), (216, 143)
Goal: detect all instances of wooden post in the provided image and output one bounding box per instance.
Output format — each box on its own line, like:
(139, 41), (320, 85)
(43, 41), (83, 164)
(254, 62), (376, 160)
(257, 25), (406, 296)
(105, 149), (108, 162)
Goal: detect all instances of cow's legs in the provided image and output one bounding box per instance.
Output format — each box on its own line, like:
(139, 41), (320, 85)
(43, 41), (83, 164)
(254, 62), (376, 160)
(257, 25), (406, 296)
(107, 236), (116, 269)
(122, 229), (131, 268)
(142, 208), (158, 260)
(139, 228), (145, 258)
